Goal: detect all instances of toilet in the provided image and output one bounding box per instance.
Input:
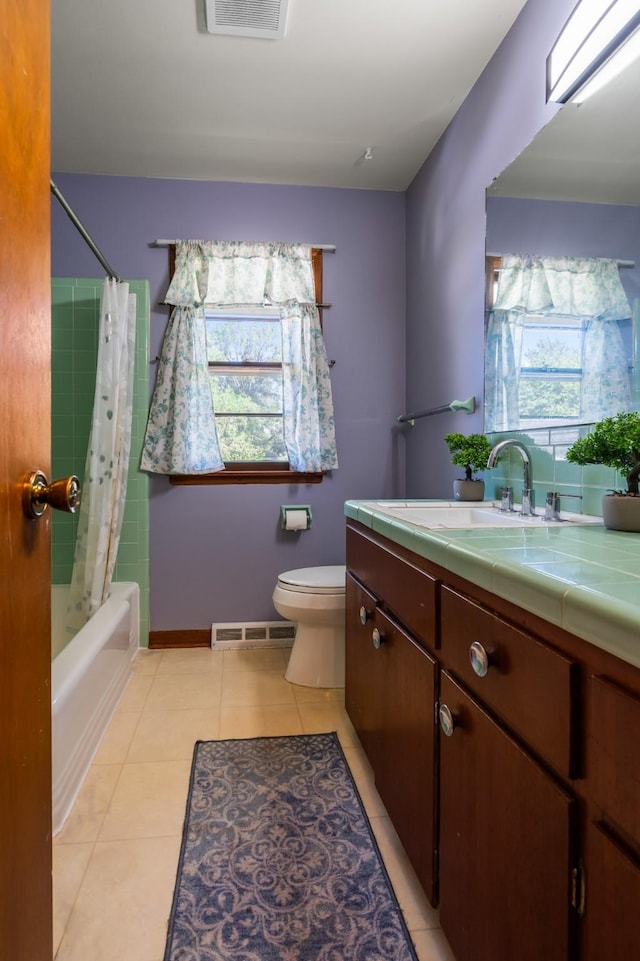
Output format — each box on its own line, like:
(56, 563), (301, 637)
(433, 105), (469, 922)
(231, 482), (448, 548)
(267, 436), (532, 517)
(272, 565), (346, 688)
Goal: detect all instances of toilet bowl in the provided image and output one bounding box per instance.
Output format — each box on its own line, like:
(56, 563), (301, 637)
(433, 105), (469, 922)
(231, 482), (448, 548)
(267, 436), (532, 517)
(272, 565), (346, 688)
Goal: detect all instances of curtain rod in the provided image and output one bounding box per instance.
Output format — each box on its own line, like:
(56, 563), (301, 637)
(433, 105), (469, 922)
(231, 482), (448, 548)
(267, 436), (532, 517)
(151, 239), (336, 252)
(50, 179), (121, 281)
(487, 252), (635, 268)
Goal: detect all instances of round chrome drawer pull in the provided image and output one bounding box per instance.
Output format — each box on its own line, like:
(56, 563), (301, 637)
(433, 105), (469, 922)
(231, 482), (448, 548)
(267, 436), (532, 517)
(372, 627), (384, 650)
(359, 606), (369, 626)
(439, 703), (456, 737)
(469, 640), (490, 677)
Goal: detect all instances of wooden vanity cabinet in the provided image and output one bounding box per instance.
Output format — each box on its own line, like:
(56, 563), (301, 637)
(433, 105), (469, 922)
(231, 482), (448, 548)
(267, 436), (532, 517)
(345, 518), (640, 961)
(373, 606), (437, 902)
(440, 585), (578, 779)
(583, 822), (640, 960)
(582, 675), (640, 960)
(438, 671), (576, 961)
(345, 568), (438, 903)
(345, 574), (383, 764)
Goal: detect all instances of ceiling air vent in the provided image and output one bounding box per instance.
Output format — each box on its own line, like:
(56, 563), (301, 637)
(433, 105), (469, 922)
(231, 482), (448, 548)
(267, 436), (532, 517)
(204, 0), (289, 40)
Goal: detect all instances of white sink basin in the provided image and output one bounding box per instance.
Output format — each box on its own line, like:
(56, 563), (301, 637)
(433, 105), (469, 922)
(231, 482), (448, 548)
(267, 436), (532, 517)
(373, 502), (601, 529)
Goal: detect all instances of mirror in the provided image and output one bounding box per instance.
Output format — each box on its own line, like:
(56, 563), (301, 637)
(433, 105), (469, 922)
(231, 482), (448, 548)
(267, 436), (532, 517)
(484, 55), (640, 432)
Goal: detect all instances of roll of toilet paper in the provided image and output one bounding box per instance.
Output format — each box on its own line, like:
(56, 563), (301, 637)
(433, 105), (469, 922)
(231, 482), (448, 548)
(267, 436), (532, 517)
(283, 509), (309, 531)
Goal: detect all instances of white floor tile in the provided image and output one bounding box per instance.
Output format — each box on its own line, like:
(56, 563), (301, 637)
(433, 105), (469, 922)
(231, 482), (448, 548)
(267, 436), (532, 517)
(144, 671), (222, 711)
(98, 759), (192, 841)
(126, 708), (219, 762)
(55, 836), (181, 961)
(52, 842), (94, 956)
(54, 647), (451, 960)
(54, 764), (121, 844)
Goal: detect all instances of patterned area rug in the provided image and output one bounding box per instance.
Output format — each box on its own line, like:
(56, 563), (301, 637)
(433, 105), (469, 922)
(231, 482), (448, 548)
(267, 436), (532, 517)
(164, 732), (418, 961)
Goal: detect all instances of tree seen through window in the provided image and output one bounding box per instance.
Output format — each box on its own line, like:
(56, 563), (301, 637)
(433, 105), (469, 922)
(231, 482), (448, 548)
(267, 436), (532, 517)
(206, 309), (288, 462)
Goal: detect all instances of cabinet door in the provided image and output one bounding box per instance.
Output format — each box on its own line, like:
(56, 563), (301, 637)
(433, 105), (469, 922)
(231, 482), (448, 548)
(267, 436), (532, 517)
(441, 586), (577, 778)
(374, 608), (438, 904)
(589, 675), (640, 844)
(438, 672), (576, 961)
(346, 525), (438, 650)
(583, 821), (640, 961)
(345, 573), (384, 766)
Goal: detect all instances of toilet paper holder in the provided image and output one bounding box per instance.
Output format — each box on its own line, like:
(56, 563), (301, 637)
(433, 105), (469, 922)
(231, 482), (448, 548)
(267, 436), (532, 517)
(280, 505), (312, 531)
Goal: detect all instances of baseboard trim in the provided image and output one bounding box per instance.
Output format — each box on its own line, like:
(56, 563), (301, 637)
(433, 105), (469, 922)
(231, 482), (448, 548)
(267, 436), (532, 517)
(148, 629), (211, 650)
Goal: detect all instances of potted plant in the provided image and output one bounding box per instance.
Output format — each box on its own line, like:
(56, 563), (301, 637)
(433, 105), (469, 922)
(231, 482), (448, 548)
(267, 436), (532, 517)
(444, 432), (494, 501)
(565, 411), (640, 531)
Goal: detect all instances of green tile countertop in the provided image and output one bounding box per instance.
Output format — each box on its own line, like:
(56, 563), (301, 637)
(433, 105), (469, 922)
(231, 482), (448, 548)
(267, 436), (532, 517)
(345, 500), (640, 671)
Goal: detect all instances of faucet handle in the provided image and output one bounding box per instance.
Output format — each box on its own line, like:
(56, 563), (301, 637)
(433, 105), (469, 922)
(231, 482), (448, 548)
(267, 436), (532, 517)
(521, 488), (535, 516)
(499, 486), (513, 512)
(545, 491), (560, 521)
(545, 491), (582, 521)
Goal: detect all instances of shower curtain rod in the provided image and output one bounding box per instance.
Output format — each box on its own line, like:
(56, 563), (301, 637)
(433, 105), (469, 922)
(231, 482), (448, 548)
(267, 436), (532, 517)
(50, 179), (121, 282)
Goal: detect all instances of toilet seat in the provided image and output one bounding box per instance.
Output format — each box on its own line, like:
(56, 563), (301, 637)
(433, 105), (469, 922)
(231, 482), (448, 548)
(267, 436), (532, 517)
(277, 565), (345, 595)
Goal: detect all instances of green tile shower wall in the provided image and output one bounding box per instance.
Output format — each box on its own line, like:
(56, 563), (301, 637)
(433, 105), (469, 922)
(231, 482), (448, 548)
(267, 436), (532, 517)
(485, 425), (622, 517)
(51, 278), (150, 646)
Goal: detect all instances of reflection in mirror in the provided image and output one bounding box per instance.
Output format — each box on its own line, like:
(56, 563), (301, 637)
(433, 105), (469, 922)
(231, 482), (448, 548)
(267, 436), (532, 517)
(484, 56), (640, 433)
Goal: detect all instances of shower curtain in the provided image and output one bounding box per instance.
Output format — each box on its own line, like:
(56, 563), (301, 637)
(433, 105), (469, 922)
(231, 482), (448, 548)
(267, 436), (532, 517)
(67, 278), (136, 632)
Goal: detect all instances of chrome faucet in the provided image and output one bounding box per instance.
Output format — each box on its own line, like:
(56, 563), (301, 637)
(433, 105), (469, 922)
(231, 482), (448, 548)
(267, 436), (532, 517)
(486, 439), (535, 515)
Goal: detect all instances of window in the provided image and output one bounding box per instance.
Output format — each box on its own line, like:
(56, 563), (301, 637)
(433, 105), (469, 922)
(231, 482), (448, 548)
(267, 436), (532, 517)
(516, 314), (582, 425)
(484, 255), (633, 432)
(206, 306), (288, 462)
(168, 247), (327, 485)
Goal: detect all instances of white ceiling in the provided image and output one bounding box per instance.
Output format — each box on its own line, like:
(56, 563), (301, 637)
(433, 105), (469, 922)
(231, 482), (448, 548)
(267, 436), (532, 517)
(51, 0), (528, 191)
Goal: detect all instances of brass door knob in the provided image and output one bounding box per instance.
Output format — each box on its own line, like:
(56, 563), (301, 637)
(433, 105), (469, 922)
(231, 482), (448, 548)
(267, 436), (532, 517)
(23, 470), (81, 518)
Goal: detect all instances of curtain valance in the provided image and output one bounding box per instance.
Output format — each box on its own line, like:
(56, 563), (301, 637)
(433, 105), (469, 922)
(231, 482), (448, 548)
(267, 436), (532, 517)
(165, 240), (317, 307)
(495, 255), (631, 320)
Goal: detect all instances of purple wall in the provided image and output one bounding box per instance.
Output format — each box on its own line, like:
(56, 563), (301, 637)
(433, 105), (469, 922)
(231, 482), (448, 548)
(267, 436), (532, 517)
(404, 0), (576, 497)
(487, 196), (640, 304)
(51, 176), (406, 629)
(51, 0), (600, 628)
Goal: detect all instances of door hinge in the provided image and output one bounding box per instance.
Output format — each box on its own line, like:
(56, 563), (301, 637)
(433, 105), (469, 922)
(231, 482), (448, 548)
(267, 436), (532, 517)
(570, 862), (586, 917)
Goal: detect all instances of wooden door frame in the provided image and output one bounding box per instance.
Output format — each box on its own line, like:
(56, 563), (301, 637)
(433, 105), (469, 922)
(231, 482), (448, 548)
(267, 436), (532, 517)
(0, 2), (53, 958)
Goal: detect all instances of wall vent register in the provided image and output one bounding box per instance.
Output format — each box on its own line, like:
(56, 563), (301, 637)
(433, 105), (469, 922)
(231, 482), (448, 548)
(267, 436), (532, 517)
(204, 0), (289, 40)
(211, 620), (295, 649)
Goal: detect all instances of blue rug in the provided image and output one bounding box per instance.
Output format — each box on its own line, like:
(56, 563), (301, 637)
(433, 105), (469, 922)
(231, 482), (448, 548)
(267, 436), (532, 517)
(164, 732), (418, 961)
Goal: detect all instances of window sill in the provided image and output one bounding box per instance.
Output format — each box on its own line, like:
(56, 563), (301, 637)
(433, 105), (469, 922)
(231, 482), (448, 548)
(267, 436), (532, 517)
(169, 470), (324, 486)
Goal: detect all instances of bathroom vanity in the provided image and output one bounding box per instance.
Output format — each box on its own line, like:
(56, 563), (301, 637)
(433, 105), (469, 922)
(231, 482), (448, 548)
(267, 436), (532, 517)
(344, 501), (640, 961)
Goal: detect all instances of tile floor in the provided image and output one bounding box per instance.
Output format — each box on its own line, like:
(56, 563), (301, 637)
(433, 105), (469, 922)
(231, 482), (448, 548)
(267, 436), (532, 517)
(53, 646), (456, 961)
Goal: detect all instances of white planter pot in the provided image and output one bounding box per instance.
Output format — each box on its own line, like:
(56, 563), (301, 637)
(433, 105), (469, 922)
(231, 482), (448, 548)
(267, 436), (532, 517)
(601, 494), (640, 532)
(453, 479), (485, 502)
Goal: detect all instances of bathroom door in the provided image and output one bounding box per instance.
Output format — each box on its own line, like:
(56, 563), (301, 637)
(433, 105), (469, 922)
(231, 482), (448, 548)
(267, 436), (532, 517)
(0, 2), (53, 960)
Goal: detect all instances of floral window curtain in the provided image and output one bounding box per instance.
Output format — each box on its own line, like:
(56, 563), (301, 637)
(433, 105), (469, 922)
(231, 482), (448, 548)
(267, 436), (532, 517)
(485, 254), (632, 430)
(140, 241), (338, 474)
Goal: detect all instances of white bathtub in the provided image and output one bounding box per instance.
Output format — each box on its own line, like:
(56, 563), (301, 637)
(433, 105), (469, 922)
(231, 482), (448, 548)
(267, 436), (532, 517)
(51, 582), (139, 835)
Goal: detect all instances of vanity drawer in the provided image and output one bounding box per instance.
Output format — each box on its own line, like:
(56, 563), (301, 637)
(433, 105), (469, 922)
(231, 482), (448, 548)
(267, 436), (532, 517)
(440, 586), (577, 778)
(346, 526), (437, 651)
(589, 675), (640, 846)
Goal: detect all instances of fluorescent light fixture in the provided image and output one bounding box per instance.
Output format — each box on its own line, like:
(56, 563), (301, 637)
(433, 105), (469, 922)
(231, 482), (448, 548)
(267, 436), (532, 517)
(547, 0), (640, 103)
